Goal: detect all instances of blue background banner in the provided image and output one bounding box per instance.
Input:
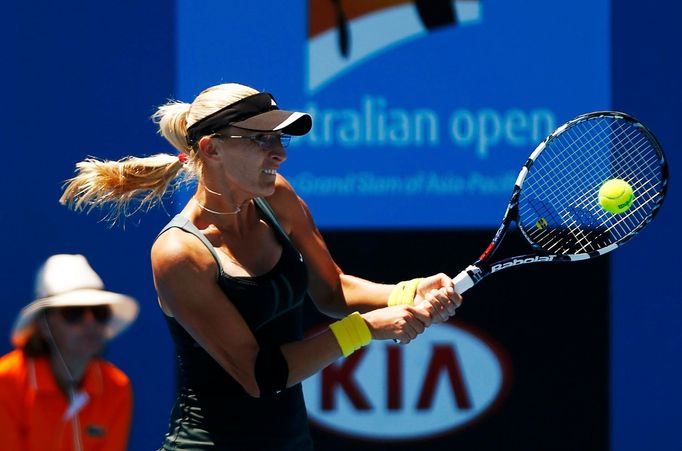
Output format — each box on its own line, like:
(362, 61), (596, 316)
(1, 1), (680, 450)
(178, 0), (610, 227)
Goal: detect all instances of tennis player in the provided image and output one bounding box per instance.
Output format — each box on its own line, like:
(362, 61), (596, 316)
(60, 82), (461, 450)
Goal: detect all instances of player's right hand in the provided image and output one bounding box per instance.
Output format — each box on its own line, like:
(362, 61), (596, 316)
(361, 304), (433, 344)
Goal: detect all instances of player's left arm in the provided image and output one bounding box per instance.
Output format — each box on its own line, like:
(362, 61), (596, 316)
(267, 176), (460, 320)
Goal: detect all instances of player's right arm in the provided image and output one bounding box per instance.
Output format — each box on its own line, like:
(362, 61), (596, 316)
(151, 230), (435, 397)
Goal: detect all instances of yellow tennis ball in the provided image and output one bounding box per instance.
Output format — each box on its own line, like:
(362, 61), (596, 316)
(599, 179), (634, 214)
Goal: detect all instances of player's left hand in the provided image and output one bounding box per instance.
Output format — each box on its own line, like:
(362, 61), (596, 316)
(413, 273), (462, 322)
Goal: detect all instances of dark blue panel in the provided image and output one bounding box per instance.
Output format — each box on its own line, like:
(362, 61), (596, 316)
(1, 2), (176, 450)
(611, 1), (682, 450)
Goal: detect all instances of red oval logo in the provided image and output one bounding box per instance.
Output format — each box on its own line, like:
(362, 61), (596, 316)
(303, 321), (510, 441)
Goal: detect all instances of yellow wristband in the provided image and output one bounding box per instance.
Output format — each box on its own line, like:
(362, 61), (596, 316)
(329, 312), (372, 357)
(387, 278), (423, 306)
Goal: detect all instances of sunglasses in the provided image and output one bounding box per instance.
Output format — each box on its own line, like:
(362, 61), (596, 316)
(55, 305), (113, 325)
(214, 133), (292, 149)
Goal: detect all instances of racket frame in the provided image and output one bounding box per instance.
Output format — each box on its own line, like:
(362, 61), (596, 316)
(453, 111), (667, 294)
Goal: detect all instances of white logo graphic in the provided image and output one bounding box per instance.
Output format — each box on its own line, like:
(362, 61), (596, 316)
(490, 255), (556, 273)
(307, 0), (483, 93)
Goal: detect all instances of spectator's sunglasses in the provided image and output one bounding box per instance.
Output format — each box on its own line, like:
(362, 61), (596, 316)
(55, 305), (113, 325)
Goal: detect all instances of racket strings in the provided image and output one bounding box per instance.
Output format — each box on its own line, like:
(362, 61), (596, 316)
(524, 119), (619, 253)
(528, 121), (663, 252)
(518, 115), (665, 255)
(559, 128), (661, 250)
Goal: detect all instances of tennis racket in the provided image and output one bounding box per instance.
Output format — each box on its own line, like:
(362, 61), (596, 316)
(452, 111), (668, 294)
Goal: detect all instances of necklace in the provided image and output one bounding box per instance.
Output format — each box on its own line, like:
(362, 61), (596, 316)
(201, 184), (223, 196)
(192, 198), (241, 215)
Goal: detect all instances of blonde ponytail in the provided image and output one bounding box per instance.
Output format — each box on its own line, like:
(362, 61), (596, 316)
(59, 154), (188, 222)
(152, 101), (192, 153)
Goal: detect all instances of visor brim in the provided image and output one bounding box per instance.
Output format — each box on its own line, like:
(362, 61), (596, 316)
(231, 110), (312, 136)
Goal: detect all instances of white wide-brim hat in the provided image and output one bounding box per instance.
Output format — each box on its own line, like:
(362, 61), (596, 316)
(11, 254), (139, 347)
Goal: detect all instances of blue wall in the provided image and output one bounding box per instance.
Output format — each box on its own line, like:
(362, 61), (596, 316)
(611, 2), (682, 449)
(2, 2), (176, 449)
(2, 1), (680, 450)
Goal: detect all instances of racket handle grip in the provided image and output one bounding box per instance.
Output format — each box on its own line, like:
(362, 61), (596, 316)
(452, 266), (478, 294)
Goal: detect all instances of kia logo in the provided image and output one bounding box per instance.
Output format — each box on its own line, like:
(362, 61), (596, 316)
(303, 321), (510, 441)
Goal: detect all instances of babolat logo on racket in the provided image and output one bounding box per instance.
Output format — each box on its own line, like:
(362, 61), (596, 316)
(490, 255), (556, 273)
(535, 217), (549, 230)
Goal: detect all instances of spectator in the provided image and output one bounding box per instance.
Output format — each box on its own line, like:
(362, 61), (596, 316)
(0, 254), (139, 450)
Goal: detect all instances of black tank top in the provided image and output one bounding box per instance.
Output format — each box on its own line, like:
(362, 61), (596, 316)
(157, 198), (314, 450)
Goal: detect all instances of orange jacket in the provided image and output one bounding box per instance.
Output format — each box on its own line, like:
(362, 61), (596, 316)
(0, 349), (132, 451)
